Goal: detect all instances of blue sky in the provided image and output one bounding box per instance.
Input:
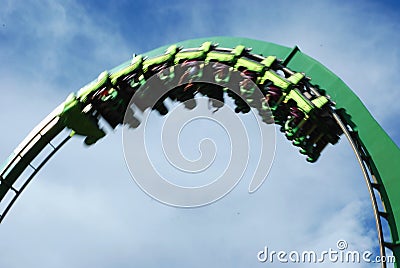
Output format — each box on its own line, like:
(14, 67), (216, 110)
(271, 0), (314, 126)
(0, 0), (399, 267)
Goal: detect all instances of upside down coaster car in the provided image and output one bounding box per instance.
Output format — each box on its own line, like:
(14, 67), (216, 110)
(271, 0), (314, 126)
(0, 37), (399, 268)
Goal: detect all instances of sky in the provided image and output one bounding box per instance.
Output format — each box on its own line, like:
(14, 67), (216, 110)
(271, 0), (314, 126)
(0, 0), (399, 267)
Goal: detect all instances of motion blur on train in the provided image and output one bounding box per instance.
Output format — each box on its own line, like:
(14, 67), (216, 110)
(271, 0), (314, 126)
(61, 42), (342, 163)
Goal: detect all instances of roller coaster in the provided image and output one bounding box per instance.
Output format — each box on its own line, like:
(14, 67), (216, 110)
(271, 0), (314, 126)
(0, 37), (399, 267)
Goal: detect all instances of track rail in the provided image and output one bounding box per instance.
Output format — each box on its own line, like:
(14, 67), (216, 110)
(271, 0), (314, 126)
(0, 38), (397, 267)
(0, 104), (70, 223)
(333, 112), (388, 267)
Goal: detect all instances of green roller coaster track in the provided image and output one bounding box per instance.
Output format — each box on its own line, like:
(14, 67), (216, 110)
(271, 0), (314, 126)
(0, 37), (399, 267)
